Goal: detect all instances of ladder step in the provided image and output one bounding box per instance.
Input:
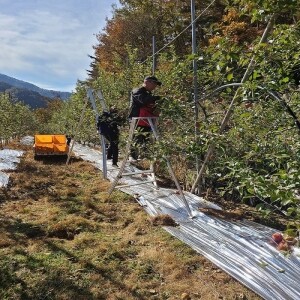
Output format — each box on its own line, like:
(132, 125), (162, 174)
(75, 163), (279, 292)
(122, 169), (153, 176)
(116, 180), (155, 188)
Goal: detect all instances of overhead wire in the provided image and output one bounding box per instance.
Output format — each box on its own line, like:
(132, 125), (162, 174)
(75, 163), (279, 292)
(141, 0), (217, 65)
(140, 0), (248, 99)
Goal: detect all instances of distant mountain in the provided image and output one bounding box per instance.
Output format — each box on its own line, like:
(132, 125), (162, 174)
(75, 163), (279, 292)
(0, 83), (50, 108)
(0, 73), (71, 100)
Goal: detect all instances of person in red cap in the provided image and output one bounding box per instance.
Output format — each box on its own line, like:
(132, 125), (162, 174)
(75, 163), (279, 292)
(129, 76), (162, 160)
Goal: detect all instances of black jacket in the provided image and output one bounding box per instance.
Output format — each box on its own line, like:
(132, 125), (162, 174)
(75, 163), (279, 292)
(97, 111), (123, 136)
(128, 86), (160, 118)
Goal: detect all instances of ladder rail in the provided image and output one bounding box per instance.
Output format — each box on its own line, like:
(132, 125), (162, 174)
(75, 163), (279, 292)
(122, 169), (154, 176)
(108, 118), (138, 194)
(87, 88), (108, 178)
(108, 117), (193, 217)
(116, 180), (155, 189)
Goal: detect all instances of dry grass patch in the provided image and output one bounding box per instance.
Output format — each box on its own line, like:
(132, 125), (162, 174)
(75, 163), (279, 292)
(0, 231), (15, 248)
(151, 214), (178, 227)
(47, 215), (98, 240)
(0, 140), (263, 300)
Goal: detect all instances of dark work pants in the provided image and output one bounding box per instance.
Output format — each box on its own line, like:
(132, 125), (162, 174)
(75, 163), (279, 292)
(131, 126), (152, 159)
(103, 132), (119, 165)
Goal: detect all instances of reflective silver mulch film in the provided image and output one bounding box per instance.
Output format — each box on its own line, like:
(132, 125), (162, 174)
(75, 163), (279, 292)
(0, 149), (24, 187)
(73, 143), (300, 300)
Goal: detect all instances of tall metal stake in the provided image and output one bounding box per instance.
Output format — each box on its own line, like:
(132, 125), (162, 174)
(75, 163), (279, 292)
(152, 35), (156, 75)
(191, 0), (200, 190)
(191, 14), (276, 193)
(87, 88), (108, 179)
(191, 0), (198, 121)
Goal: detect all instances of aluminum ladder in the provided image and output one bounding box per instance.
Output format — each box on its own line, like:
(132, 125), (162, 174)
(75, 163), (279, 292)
(108, 117), (193, 217)
(86, 88), (109, 179)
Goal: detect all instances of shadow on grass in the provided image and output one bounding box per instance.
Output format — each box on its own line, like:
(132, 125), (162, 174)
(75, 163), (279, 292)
(45, 240), (149, 300)
(0, 215), (149, 299)
(1, 250), (96, 300)
(0, 215), (46, 242)
(0, 217), (96, 299)
(0, 263), (30, 299)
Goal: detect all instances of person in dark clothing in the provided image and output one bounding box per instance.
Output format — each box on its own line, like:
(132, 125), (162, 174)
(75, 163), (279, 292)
(128, 76), (162, 119)
(136, 101), (160, 158)
(66, 135), (72, 146)
(97, 107), (123, 167)
(129, 76), (162, 160)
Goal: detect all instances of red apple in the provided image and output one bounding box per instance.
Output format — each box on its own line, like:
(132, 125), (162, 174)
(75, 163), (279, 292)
(244, 101), (253, 109)
(277, 241), (289, 251)
(272, 232), (283, 244)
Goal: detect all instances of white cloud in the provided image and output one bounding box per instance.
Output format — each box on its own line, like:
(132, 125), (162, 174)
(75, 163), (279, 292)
(0, 0), (117, 91)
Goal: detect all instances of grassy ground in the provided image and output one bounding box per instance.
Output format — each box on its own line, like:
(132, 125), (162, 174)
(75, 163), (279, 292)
(0, 141), (262, 300)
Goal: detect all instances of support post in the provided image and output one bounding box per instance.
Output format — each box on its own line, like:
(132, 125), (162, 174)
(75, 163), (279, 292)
(152, 36), (156, 75)
(191, 0), (200, 192)
(87, 88), (108, 178)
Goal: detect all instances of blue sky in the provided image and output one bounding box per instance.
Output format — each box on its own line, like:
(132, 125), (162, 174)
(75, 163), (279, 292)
(0, 0), (118, 92)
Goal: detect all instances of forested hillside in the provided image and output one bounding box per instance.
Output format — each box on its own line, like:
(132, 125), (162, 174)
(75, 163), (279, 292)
(0, 83), (50, 108)
(1, 0), (300, 234)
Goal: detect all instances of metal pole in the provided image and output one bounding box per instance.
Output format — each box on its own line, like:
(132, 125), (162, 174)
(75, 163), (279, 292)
(95, 90), (108, 112)
(191, 0), (198, 122)
(191, 0), (198, 108)
(152, 35), (156, 75)
(191, 0), (200, 191)
(87, 88), (108, 178)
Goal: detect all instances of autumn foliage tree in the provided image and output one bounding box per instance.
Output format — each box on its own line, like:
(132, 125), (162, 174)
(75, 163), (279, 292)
(91, 0), (224, 76)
